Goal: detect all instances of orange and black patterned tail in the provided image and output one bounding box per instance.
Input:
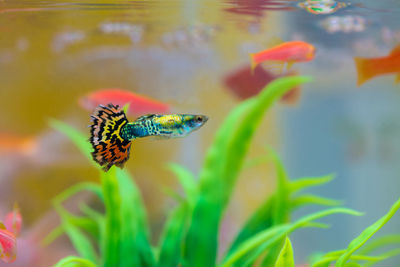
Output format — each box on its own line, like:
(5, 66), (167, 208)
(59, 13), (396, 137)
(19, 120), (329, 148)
(89, 104), (132, 171)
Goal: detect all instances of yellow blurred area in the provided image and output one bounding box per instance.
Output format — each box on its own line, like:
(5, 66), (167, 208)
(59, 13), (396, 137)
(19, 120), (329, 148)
(0, 0), (283, 245)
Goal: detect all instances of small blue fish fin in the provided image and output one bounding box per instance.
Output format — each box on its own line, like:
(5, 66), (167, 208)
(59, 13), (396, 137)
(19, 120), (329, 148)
(135, 114), (156, 121)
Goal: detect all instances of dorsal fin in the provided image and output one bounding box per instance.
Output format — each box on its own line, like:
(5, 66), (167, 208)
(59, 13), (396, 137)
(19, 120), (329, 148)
(135, 114), (156, 121)
(389, 44), (400, 56)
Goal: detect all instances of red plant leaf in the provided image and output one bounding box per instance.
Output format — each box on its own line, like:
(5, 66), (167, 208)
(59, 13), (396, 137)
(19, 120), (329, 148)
(0, 223), (17, 263)
(4, 204), (22, 236)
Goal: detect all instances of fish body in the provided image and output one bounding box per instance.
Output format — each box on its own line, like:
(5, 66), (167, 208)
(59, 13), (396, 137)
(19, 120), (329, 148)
(89, 104), (208, 171)
(354, 45), (400, 86)
(121, 114), (207, 140)
(80, 89), (170, 116)
(250, 41), (315, 71)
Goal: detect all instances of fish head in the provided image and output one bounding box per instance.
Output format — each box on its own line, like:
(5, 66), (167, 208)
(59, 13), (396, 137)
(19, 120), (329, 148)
(182, 114), (209, 133)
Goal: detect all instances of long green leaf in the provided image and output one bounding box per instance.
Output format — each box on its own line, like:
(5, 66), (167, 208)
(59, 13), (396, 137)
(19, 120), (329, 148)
(275, 237), (295, 267)
(255, 151), (291, 267)
(56, 206), (99, 263)
(312, 249), (400, 267)
(49, 119), (94, 164)
(116, 168), (154, 267)
(359, 234), (400, 255)
(269, 150), (291, 225)
(221, 208), (361, 267)
(336, 197), (400, 266)
(157, 203), (191, 267)
(185, 76), (312, 267)
(53, 182), (103, 205)
(157, 163), (196, 267)
(290, 175), (334, 193)
(184, 98), (256, 267)
(227, 196), (275, 256)
(291, 194), (341, 209)
(101, 167), (121, 267)
(166, 163), (196, 203)
(53, 256), (97, 267)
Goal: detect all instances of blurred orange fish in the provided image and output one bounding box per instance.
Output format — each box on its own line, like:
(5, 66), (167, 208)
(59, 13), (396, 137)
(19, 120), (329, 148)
(79, 89), (170, 116)
(224, 65), (302, 105)
(354, 44), (400, 86)
(250, 40), (316, 71)
(0, 134), (37, 157)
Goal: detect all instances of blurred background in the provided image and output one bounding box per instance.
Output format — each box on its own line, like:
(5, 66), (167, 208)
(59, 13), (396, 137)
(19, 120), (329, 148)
(0, 0), (400, 265)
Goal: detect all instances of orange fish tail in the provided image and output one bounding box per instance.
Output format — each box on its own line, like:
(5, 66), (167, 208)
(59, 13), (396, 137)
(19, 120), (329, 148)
(354, 57), (377, 87)
(89, 104), (132, 171)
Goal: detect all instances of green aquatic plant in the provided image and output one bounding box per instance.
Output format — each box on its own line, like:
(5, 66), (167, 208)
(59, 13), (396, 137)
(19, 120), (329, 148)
(46, 76), (400, 267)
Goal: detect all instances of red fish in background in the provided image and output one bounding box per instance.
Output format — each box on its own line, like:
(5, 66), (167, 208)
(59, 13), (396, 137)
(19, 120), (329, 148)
(224, 65), (301, 105)
(0, 205), (21, 263)
(79, 89), (170, 116)
(354, 44), (400, 86)
(250, 40), (315, 71)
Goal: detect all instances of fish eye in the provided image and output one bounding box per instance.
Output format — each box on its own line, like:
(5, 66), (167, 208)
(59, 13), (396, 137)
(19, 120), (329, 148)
(195, 116), (203, 122)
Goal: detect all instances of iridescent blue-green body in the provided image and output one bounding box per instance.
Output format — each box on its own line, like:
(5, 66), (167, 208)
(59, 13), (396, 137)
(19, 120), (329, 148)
(121, 114), (208, 141)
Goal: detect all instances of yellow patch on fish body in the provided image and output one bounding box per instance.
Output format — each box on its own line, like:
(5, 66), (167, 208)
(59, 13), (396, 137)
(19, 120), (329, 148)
(153, 114), (183, 127)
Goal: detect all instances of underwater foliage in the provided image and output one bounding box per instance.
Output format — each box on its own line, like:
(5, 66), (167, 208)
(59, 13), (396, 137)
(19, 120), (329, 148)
(47, 76), (400, 267)
(0, 205), (22, 263)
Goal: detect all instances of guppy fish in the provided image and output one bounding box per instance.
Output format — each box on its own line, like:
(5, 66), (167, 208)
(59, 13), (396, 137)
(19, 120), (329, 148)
(250, 41), (315, 72)
(89, 104), (208, 171)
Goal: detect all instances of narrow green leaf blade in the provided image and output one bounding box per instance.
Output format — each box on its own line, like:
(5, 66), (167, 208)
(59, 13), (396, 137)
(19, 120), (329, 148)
(53, 256), (97, 267)
(186, 76), (312, 267)
(275, 237), (295, 267)
(290, 175), (335, 193)
(227, 196), (275, 256)
(221, 208), (361, 267)
(49, 119), (93, 164)
(336, 197), (400, 266)
(56, 207), (99, 263)
(166, 163), (196, 202)
(101, 167), (122, 267)
(291, 194), (341, 209)
(359, 234), (400, 255)
(157, 203), (191, 267)
(53, 182), (103, 206)
(116, 168), (155, 267)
